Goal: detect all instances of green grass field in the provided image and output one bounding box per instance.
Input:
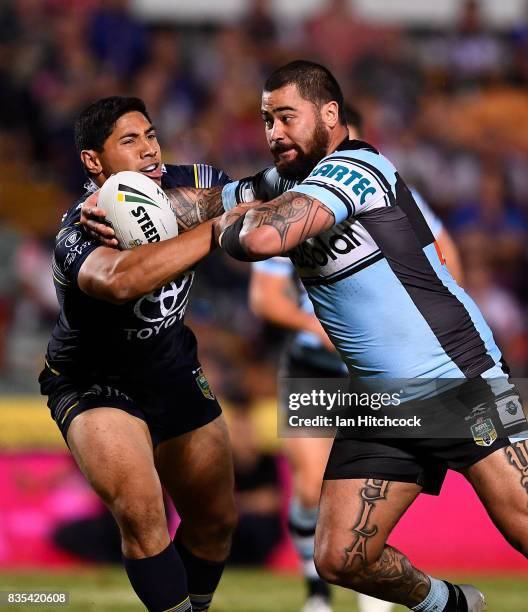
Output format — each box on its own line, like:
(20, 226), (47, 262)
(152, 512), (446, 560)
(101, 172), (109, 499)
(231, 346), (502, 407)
(0, 568), (526, 611)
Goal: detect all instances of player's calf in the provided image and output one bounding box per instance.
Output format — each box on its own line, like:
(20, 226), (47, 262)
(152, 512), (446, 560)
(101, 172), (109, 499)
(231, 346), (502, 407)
(315, 543), (485, 611)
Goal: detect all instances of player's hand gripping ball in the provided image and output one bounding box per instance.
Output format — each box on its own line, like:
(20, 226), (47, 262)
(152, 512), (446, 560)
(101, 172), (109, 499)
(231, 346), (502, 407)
(98, 171), (179, 249)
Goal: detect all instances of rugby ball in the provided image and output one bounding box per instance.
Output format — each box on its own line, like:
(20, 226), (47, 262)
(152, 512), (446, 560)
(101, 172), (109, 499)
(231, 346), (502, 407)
(98, 171), (178, 249)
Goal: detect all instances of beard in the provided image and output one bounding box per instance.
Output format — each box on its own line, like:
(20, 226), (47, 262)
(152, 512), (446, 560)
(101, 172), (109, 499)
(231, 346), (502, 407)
(271, 119), (330, 181)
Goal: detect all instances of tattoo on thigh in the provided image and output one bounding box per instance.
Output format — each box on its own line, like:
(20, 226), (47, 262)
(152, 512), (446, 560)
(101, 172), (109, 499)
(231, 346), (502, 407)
(343, 479), (390, 569)
(505, 441), (528, 492)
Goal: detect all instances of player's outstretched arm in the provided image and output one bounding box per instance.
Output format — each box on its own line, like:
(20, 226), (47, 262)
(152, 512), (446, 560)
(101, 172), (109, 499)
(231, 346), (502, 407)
(80, 186), (224, 246)
(250, 270), (335, 351)
(216, 191), (335, 261)
(78, 219), (215, 304)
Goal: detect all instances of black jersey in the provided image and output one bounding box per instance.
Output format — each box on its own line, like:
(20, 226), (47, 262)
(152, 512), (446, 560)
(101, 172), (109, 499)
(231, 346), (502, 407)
(44, 164), (229, 386)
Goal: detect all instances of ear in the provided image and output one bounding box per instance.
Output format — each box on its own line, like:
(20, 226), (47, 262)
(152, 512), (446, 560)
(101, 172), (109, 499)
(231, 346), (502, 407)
(321, 101), (340, 129)
(80, 149), (102, 177)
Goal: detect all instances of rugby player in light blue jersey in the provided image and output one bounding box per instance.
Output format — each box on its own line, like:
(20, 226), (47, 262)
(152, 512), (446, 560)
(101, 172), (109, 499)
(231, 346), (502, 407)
(216, 61), (528, 612)
(248, 106), (464, 612)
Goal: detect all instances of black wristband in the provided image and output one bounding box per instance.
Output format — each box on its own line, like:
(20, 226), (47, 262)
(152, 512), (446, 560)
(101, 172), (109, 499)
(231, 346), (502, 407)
(221, 214), (256, 261)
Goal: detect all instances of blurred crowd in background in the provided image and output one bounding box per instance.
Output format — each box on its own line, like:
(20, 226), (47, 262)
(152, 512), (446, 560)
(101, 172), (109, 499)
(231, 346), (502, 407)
(1, 0), (528, 396)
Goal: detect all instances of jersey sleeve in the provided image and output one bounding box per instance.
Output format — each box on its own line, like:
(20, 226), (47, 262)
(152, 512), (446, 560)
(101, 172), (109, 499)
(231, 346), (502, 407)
(411, 189), (443, 239)
(221, 167), (297, 211)
(291, 152), (389, 225)
(191, 164), (230, 188)
(163, 164), (230, 189)
(252, 256), (293, 277)
(53, 225), (99, 285)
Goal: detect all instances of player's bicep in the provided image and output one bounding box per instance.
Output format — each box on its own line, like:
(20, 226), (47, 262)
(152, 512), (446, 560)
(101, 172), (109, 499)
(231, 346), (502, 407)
(77, 246), (123, 302)
(241, 191), (335, 256)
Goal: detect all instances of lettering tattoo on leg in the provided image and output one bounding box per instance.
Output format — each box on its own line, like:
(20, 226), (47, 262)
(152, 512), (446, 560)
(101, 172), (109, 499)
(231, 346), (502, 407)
(505, 441), (528, 492)
(343, 479), (389, 568)
(341, 479), (430, 605)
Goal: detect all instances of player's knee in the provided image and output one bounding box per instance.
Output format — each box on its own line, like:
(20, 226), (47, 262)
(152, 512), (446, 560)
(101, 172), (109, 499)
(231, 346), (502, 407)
(111, 492), (167, 555)
(183, 505), (238, 561)
(314, 537), (384, 587)
(297, 480), (323, 509)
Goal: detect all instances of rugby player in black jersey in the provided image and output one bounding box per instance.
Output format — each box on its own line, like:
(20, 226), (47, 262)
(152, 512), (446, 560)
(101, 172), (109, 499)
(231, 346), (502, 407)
(39, 96), (237, 612)
(81, 67), (528, 612)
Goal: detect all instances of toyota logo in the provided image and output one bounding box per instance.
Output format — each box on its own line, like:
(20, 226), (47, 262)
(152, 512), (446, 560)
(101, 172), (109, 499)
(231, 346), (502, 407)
(133, 273), (194, 323)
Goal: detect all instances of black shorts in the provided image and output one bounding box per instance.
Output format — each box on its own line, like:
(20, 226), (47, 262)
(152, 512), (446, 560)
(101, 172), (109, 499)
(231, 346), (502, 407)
(39, 363), (222, 447)
(324, 375), (528, 495)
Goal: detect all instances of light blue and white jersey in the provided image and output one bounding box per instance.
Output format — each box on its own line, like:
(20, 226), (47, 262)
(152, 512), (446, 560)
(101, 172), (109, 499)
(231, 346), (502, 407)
(224, 140), (502, 385)
(252, 189), (443, 369)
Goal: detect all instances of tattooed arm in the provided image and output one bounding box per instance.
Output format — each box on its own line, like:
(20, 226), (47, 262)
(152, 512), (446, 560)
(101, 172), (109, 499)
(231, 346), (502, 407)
(217, 191), (336, 260)
(165, 186), (224, 233)
(80, 186), (224, 247)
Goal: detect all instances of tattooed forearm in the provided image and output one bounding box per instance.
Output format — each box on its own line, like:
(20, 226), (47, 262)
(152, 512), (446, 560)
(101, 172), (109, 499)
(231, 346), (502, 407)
(506, 441), (528, 492)
(244, 191), (334, 252)
(166, 186), (224, 233)
(340, 479), (429, 606)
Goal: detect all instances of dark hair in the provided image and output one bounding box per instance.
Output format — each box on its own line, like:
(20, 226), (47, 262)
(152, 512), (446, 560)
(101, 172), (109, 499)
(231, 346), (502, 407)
(264, 60), (346, 125)
(344, 103), (363, 137)
(74, 96), (151, 155)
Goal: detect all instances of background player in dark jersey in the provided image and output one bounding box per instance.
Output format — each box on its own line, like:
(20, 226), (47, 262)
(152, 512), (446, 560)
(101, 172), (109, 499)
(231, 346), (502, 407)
(215, 62), (528, 612)
(39, 96), (237, 612)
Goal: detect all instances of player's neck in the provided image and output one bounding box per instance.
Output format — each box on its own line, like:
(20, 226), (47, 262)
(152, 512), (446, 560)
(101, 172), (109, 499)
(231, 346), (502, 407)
(328, 126), (350, 155)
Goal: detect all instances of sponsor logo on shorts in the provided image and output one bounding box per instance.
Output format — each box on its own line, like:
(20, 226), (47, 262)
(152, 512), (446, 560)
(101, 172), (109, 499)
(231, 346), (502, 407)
(496, 394), (526, 429)
(193, 367), (215, 400)
(470, 417), (497, 447)
(81, 384), (133, 402)
(464, 402), (490, 422)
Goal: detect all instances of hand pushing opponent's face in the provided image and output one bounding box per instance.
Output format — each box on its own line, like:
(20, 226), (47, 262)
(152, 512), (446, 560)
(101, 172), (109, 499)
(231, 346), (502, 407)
(261, 83), (331, 181)
(81, 111), (163, 185)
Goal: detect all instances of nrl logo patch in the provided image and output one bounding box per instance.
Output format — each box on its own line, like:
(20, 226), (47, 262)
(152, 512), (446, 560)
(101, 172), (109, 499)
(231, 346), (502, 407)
(471, 417), (497, 447)
(193, 367), (215, 400)
(506, 400), (519, 416)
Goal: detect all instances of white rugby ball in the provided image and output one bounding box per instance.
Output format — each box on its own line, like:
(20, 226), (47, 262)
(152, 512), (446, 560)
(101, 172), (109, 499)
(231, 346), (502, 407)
(98, 171), (178, 249)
